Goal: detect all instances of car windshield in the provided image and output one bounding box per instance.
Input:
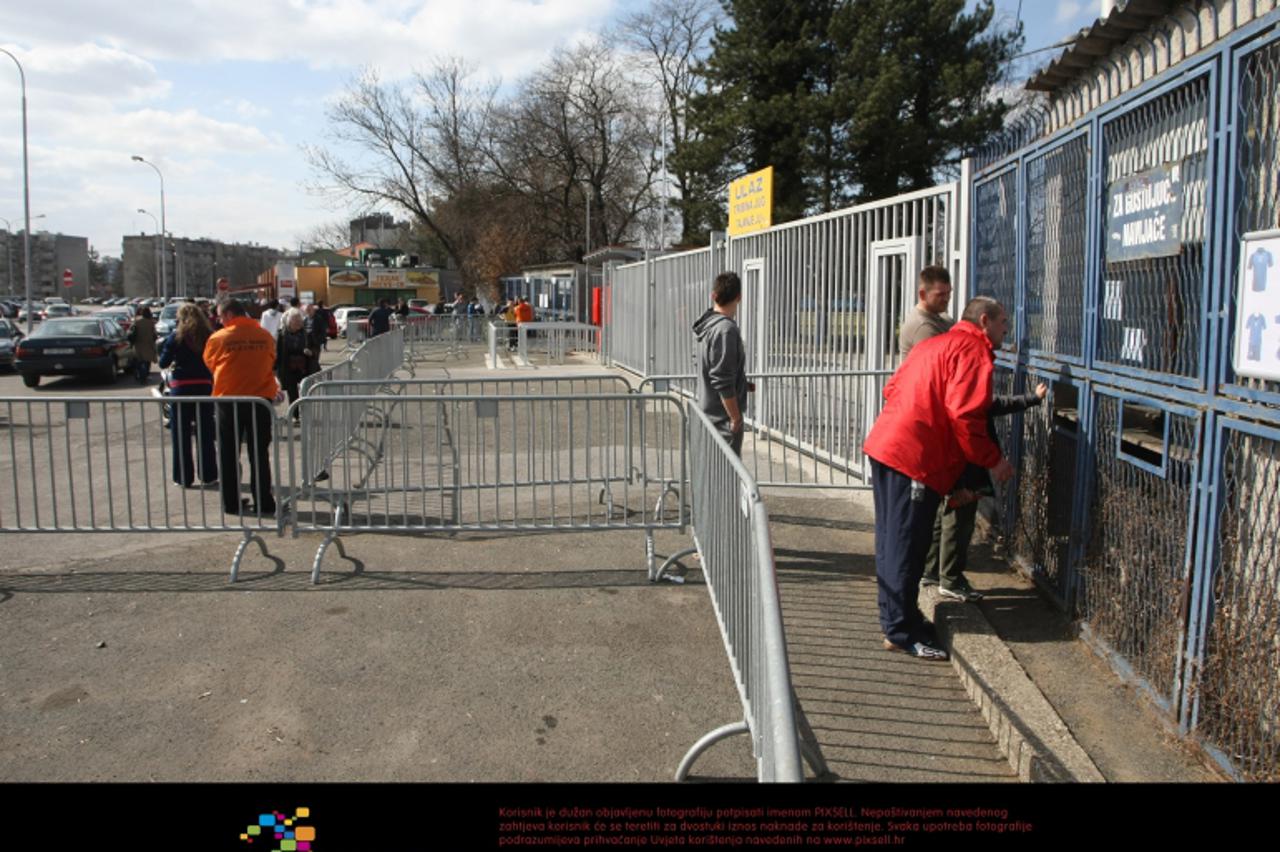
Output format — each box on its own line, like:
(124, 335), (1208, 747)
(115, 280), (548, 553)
(101, 311), (129, 319)
(33, 320), (103, 337)
(0, 324), (12, 337)
(160, 305), (180, 320)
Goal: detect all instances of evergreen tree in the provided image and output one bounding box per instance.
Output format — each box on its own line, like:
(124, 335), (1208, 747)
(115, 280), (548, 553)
(680, 0), (1020, 229)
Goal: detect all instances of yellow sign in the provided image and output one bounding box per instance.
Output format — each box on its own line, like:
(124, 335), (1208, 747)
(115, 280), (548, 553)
(728, 166), (773, 236)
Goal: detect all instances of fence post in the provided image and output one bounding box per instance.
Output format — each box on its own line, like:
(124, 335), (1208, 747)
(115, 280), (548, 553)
(644, 251), (656, 378)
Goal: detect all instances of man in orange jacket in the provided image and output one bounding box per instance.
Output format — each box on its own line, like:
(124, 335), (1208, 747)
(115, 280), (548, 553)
(862, 296), (1016, 660)
(204, 298), (278, 517)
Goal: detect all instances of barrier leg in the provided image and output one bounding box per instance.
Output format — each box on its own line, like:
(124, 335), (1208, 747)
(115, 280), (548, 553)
(794, 695), (830, 777)
(229, 529), (271, 583)
(655, 545), (697, 584)
(675, 720), (751, 781)
(311, 501), (347, 584)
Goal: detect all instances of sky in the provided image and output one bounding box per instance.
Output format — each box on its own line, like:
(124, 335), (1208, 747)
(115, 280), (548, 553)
(0, 0), (1105, 259)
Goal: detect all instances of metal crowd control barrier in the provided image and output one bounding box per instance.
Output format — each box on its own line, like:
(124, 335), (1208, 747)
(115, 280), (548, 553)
(286, 392), (688, 583)
(0, 395), (282, 578)
(667, 404), (824, 782)
(638, 370), (891, 489)
(487, 322), (598, 369)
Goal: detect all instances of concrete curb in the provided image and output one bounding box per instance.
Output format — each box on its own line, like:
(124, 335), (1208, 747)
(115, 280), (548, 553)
(920, 587), (1107, 783)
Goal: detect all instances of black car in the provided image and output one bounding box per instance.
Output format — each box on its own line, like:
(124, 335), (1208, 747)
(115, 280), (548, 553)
(0, 318), (21, 367)
(14, 317), (134, 387)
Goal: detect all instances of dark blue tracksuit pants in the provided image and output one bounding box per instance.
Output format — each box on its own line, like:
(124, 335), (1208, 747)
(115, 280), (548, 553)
(872, 459), (942, 648)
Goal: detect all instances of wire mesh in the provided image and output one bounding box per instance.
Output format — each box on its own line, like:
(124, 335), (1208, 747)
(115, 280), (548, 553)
(1194, 422), (1280, 781)
(989, 365), (1019, 538)
(1009, 378), (1080, 607)
(1081, 392), (1200, 705)
(1226, 38), (1280, 397)
(1097, 76), (1211, 378)
(972, 170), (1020, 352)
(1025, 135), (1089, 358)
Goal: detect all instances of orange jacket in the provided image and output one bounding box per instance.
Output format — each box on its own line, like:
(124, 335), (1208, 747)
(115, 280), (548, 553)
(514, 302), (534, 324)
(863, 321), (1003, 496)
(203, 316), (278, 399)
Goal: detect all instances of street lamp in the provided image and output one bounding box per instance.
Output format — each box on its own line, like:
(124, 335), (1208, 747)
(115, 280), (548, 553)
(136, 208), (162, 298)
(131, 155), (167, 299)
(0, 47), (34, 334)
(0, 212), (44, 299)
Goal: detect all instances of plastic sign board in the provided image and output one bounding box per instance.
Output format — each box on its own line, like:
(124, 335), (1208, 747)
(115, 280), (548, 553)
(62, 268), (74, 288)
(275, 263), (297, 301)
(1233, 229), (1280, 382)
(1106, 161), (1185, 262)
(728, 166), (773, 237)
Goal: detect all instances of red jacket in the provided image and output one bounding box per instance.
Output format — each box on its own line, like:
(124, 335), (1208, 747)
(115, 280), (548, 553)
(863, 321), (1004, 496)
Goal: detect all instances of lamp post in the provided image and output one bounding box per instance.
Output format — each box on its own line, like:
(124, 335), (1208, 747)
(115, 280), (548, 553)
(1, 47), (34, 334)
(131, 155), (167, 299)
(136, 208), (161, 297)
(1, 212), (44, 299)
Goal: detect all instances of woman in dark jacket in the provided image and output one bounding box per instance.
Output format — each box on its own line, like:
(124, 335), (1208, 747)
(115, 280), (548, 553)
(277, 308), (319, 422)
(158, 304), (217, 487)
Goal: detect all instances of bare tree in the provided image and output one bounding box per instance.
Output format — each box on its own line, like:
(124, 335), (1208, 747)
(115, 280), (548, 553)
(296, 219), (354, 252)
(304, 61), (497, 282)
(492, 40), (662, 260)
(616, 0), (722, 244)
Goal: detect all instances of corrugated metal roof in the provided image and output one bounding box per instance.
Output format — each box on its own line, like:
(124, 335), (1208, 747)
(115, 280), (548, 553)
(1026, 0), (1179, 93)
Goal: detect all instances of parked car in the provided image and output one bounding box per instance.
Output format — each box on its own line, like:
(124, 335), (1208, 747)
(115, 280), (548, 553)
(41, 303), (75, 321)
(17, 301), (45, 322)
(97, 307), (134, 333)
(0, 318), (22, 368)
(333, 307), (370, 337)
(14, 316), (133, 387)
(156, 303), (181, 338)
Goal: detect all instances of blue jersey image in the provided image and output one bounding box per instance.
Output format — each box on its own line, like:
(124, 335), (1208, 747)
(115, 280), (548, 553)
(1248, 248), (1274, 292)
(1245, 313), (1266, 361)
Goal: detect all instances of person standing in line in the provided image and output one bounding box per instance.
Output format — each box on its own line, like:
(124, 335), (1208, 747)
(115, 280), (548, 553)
(158, 304), (217, 488)
(259, 300), (282, 339)
(368, 299), (394, 336)
(862, 297), (1016, 661)
(898, 265), (955, 359)
(313, 300), (333, 350)
(277, 307), (319, 422)
(203, 298), (278, 517)
(502, 299), (519, 351)
(129, 306), (158, 384)
(693, 271), (752, 456)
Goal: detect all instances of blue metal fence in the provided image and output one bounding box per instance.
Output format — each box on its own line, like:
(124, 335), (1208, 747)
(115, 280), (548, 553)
(970, 8), (1280, 780)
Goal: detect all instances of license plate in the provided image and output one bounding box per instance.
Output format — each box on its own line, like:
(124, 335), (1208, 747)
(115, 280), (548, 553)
(46, 348), (74, 355)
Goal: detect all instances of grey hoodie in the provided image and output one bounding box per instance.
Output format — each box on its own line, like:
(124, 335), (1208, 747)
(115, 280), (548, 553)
(693, 307), (748, 435)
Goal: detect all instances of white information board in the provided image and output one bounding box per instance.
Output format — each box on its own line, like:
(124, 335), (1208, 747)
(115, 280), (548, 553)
(1233, 229), (1280, 382)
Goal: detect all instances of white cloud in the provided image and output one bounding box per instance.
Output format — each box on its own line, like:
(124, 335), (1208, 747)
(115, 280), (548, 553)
(0, 2), (625, 253)
(0, 1), (617, 80)
(224, 98), (272, 120)
(1055, 1), (1085, 24)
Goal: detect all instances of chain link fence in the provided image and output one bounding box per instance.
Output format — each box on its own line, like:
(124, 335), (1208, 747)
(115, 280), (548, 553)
(1193, 420), (1280, 780)
(1025, 134), (1089, 358)
(1097, 75), (1210, 380)
(1080, 391), (1201, 709)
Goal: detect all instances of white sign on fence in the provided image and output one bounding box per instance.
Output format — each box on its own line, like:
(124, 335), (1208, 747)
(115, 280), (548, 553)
(1232, 230), (1280, 382)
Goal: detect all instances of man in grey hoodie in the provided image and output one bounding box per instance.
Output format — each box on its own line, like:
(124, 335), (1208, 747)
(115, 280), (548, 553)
(694, 271), (751, 455)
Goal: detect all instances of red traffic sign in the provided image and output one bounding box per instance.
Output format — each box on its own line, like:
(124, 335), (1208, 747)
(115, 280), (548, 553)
(217, 277), (230, 292)
(62, 268), (74, 288)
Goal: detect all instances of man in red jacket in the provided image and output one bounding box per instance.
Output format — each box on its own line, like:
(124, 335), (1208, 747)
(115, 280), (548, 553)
(863, 296), (1016, 660)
